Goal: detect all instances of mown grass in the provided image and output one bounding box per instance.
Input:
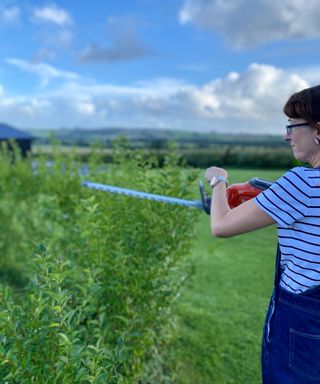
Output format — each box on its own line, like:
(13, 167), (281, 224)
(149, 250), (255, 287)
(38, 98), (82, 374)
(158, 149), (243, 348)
(167, 168), (285, 384)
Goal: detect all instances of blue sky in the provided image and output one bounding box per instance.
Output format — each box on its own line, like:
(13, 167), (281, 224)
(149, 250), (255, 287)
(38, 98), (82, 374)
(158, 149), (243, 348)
(1, 0), (320, 133)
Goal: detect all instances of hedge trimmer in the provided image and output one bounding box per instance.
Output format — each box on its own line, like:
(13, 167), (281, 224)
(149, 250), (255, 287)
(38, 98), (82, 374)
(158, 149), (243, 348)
(82, 177), (273, 215)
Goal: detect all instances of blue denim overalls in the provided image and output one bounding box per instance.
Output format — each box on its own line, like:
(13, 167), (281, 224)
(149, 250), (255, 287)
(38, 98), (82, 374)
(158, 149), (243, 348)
(261, 245), (320, 383)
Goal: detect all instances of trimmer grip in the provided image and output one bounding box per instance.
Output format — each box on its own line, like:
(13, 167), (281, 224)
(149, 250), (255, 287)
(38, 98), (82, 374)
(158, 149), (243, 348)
(199, 180), (211, 215)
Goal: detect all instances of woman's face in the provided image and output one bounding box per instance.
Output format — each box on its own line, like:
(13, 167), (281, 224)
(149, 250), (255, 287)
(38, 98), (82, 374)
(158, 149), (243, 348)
(284, 118), (320, 165)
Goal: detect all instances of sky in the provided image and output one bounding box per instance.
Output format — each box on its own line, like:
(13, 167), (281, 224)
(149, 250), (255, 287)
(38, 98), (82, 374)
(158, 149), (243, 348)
(1, 0), (320, 134)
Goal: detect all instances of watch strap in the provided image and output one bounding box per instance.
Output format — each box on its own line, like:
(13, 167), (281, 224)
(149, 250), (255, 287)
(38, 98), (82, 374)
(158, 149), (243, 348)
(210, 175), (228, 188)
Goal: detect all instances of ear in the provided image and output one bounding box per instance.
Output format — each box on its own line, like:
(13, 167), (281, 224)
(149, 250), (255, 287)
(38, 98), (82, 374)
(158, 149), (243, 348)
(314, 122), (320, 135)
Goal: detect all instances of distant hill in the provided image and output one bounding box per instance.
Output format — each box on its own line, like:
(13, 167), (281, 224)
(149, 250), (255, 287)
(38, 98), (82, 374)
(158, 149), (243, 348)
(26, 127), (286, 148)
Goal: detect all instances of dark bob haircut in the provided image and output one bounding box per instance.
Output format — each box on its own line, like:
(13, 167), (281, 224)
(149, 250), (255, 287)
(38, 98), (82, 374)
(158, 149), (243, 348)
(283, 85), (320, 128)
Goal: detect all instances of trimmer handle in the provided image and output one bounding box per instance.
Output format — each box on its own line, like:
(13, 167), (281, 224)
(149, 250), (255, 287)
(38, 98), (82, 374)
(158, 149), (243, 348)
(248, 177), (274, 190)
(199, 177), (274, 215)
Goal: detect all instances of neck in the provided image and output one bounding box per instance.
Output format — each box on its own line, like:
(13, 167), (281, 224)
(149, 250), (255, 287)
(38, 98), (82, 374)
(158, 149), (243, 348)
(311, 157), (320, 168)
(307, 149), (320, 168)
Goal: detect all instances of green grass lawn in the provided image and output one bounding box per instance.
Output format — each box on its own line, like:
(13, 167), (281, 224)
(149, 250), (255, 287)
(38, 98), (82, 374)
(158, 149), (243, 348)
(167, 168), (285, 384)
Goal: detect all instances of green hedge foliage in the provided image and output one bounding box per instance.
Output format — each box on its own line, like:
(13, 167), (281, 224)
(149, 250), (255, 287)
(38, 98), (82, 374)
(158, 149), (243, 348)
(0, 140), (199, 383)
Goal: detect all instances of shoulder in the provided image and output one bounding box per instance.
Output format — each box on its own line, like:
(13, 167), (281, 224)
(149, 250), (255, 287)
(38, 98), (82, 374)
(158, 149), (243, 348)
(284, 166), (308, 178)
(279, 166), (312, 187)
(254, 166), (312, 226)
(263, 166), (311, 202)
(283, 166), (320, 188)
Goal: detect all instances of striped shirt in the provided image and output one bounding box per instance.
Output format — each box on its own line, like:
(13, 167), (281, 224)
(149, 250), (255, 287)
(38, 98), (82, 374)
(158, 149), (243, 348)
(254, 166), (320, 294)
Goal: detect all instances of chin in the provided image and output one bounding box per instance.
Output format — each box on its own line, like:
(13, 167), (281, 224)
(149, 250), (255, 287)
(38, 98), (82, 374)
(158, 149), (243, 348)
(293, 151), (306, 163)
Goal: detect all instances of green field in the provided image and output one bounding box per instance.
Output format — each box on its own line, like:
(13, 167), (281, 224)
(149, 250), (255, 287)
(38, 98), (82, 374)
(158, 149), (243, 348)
(168, 168), (285, 384)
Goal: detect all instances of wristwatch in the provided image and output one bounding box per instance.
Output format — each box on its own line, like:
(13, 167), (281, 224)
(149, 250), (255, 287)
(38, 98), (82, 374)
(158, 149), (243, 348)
(210, 175), (228, 188)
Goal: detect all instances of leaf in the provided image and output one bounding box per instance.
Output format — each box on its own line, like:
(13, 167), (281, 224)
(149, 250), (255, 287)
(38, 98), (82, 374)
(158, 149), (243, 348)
(59, 355), (69, 364)
(48, 322), (60, 328)
(114, 315), (129, 325)
(0, 359), (11, 366)
(58, 333), (71, 345)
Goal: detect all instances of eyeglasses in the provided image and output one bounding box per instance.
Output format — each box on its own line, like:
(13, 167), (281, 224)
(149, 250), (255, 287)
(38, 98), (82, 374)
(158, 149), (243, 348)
(286, 122), (309, 136)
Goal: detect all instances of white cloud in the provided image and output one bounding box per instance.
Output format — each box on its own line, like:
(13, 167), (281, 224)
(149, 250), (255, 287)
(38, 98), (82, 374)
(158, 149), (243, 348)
(0, 62), (312, 132)
(29, 4), (74, 62)
(186, 63), (308, 119)
(1, 6), (20, 24)
(179, 0), (320, 48)
(288, 66), (320, 84)
(6, 58), (79, 87)
(74, 99), (95, 115)
(32, 4), (72, 26)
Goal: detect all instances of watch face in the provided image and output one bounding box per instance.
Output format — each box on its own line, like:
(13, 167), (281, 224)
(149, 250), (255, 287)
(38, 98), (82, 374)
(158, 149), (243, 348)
(210, 176), (226, 187)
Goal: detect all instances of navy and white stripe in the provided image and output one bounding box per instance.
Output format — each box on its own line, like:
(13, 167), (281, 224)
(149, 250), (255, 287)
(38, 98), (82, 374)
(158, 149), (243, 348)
(254, 166), (320, 294)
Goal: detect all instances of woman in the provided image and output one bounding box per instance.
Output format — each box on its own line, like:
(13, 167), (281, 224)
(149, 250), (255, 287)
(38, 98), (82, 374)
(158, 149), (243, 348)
(205, 84), (320, 384)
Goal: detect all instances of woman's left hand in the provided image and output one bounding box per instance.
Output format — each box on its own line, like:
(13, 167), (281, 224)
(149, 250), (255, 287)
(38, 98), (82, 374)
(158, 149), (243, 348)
(205, 166), (228, 184)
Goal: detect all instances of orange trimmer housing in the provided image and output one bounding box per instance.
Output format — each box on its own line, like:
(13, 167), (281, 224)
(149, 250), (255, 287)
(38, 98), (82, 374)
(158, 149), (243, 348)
(199, 177), (274, 215)
(227, 181), (263, 208)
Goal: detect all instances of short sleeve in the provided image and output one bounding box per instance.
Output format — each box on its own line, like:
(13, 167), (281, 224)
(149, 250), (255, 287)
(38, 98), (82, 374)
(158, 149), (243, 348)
(253, 167), (311, 227)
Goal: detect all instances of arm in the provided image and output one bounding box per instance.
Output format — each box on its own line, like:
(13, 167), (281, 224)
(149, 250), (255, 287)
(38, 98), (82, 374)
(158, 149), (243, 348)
(205, 167), (276, 238)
